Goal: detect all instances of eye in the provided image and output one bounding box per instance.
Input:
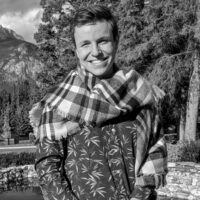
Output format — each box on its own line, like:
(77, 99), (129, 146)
(81, 42), (90, 47)
(99, 39), (109, 44)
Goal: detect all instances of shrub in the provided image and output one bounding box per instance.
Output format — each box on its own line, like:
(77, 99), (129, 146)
(0, 152), (36, 168)
(167, 140), (200, 163)
(179, 140), (200, 163)
(167, 142), (183, 162)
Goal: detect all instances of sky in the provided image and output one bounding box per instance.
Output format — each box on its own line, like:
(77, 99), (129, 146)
(0, 0), (43, 43)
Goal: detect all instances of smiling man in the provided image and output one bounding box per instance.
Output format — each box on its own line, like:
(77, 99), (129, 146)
(31, 5), (167, 200)
(74, 21), (117, 78)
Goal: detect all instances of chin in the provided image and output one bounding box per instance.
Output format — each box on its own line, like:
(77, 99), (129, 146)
(94, 69), (113, 79)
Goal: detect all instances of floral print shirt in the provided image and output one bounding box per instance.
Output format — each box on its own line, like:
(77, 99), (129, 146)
(35, 108), (167, 200)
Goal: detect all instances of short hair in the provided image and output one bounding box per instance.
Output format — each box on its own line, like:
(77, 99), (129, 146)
(71, 5), (119, 46)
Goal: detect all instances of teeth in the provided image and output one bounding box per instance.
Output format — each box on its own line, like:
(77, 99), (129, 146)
(91, 60), (103, 64)
(91, 59), (107, 64)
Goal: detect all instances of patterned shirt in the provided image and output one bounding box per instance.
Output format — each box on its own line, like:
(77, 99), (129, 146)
(35, 107), (167, 200)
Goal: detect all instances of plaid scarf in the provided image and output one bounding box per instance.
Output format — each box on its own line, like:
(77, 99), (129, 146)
(30, 66), (167, 190)
(30, 66), (163, 140)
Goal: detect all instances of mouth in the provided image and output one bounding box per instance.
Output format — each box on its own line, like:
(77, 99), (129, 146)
(89, 58), (108, 65)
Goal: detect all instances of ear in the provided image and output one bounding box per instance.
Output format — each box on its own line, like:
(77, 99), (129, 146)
(75, 48), (80, 59)
(115, 36), (119, 49)
(113, 39), (119, 54)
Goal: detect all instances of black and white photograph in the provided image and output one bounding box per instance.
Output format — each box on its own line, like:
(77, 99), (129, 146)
(0, 0), (200, 200)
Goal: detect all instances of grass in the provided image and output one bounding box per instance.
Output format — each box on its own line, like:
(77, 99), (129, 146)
(0, 142), (36, 154)
(0, 147), (36, 154)
(0, 151), (36, 168)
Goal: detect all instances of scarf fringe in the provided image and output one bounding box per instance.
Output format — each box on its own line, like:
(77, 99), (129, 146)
(29, 66), (165, 140)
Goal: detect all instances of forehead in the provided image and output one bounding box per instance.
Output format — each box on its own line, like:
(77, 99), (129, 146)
(74, 21), (113, 42)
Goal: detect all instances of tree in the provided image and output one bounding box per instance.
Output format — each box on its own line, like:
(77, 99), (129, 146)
(35, 0), (200, 141)
(34, 0), (119, 90)
(2, 105), (11, 145)
(0, 79), (40, 144)
(119, 0), (200, 140)
(184, 1), (200, 141)
(184, 51), (200, 141)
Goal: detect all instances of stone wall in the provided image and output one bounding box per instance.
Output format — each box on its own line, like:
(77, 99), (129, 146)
(0, 165), (38, 192)
(157, 162), (200, 200)
(1, 162), (200, 199)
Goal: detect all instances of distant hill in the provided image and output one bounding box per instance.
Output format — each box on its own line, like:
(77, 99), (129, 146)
(0, 25), (24, 41)
(0, 25), (43, 86)
(0, 26), (44, 141)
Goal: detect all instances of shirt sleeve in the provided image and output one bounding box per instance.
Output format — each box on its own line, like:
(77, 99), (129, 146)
(130, 106), (168, 199)
(35, 134), (78, 200)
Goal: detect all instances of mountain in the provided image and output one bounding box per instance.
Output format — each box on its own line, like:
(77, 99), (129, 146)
(0, 25), (24, 41)
(0, 26), (45, 140)
(0, 25), (44, 87)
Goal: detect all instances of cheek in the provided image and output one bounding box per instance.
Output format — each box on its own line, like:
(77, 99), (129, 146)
(102, 44), (116, 56)
(76, 49), (87, 61)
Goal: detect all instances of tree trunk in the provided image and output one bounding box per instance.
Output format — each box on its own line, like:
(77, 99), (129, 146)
(179, 109), (185, 141)
(185, 51), (200, 141)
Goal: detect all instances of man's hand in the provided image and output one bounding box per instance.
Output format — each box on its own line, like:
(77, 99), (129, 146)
(130, 186), (157, 200)
(54, 121), (80, 140)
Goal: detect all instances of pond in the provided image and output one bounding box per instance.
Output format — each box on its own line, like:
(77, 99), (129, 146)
(0, 176), (185, 200)
(0, 184), (184, 200)
(0, 177), (43, 200)
(0, 191), (185, 200)
(0, 188), (43, 200)
(0, 184), (42, 200)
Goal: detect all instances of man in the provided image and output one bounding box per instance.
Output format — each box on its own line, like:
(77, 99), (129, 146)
(30, 5), (167, 200)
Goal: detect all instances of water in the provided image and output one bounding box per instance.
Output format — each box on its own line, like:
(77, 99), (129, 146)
(0, 189), (184, 200)
(0, 185), (43, 200)
(0, 179), (184, 200)
(0, 191), (184, 200)
(0, 189), (43, 200)
(0, 192), (183, 200)
(0, 177), (43, 200)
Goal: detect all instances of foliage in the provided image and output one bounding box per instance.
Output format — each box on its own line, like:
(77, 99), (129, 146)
(0, 152), (36, 168)
(118, 0), (200, 129)
(35, 0), (200, 131)
(0, 80), (43, 142)
(34, 0), (119, 89)
(2, 105), (11, 140)
(180, 140), (200, 162)
(168, 140), (200, 163)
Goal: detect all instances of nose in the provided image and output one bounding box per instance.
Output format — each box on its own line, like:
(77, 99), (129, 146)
(91, 43), (101, 57)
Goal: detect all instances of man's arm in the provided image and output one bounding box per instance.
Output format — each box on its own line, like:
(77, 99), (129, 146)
(32, 105), (78, 200)
(35, 137), (78, 200)
(130, 106), (168, 200)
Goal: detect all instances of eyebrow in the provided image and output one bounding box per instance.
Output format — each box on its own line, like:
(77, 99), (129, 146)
(78, 36), (112, 45)
(79, 40), (90, 45)
(97, 36), (111, 42)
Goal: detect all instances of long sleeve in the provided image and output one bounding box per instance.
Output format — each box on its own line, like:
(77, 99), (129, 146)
(35, 137), (78, 200)
(30, 101), (79, 200)
(130, 106), (168, 200)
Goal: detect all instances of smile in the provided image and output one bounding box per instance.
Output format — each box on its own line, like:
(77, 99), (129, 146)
(90, 58), (108, 65)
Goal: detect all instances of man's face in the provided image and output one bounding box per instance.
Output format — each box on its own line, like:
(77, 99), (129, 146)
(74, 21), (118, 79)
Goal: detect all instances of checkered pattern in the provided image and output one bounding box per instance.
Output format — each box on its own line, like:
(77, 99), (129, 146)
(133, 107), (167, 188)
(30, 66), (168, 199)
(30, 66), (159, 140)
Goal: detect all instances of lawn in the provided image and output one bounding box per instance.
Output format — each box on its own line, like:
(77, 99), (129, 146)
(0, 143), (36, 154)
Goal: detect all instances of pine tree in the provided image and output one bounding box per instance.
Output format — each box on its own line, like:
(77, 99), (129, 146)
(34, 0), (119, 90)
(2, 105), (11, 145)
(35, 0), (200, 141)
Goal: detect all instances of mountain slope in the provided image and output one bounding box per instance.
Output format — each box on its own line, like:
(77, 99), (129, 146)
(0, 26), (45, 141)
(0, 25), (24, 41)
(0, 25), (43, 84)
